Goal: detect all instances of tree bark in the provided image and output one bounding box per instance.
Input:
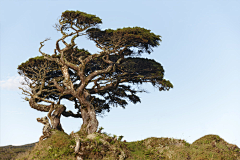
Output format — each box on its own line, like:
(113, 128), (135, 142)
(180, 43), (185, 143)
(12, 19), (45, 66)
(29, 97), (64, 131)
(79, 91), (99, 134)
(79, 108), (90, 134)
(29, 97), (49, 112)
(86, 105), (99, 134)
(79, 106), (99, 134)
(49, 104), (65, 131)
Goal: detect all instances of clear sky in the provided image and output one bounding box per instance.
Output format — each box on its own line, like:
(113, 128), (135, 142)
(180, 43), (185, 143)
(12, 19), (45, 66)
(0, 0), (240, 147)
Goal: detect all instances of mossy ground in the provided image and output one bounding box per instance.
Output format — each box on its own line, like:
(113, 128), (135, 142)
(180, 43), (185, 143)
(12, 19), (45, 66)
(14, 132), (240, 160)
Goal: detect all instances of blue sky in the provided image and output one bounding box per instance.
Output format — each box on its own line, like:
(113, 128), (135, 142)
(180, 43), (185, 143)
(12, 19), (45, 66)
(0, 0), (240, 147)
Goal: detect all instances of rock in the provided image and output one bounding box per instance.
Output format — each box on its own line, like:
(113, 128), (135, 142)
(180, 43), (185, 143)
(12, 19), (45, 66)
(119, 151), (126, 160)
(86, 133), (97, 140)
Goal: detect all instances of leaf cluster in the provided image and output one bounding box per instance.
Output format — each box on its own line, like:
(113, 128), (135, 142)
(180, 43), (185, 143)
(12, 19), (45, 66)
(87, 27), (161, 55)
(60, 10), (102, 31)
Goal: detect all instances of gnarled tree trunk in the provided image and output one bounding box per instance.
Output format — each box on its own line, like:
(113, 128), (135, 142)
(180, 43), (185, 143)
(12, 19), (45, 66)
(79, 106), (98, 134)
(48, 104), (65, 131)
(79, 91), (99, 134)
(28, 97), (65, 131)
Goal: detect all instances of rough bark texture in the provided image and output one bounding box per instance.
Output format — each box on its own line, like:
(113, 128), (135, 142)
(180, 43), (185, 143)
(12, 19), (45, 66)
(29, 97), (50, 112)
(79, 102), (98, 134)
(29, 98), (63, 131)
(48, 104), (65, 131)
(78, 91), (98, 134)
(86, 107), (98, 134)
(27, 95), (82, 133)
(36, 116), (52, 141)
(79, 108), (89, 134)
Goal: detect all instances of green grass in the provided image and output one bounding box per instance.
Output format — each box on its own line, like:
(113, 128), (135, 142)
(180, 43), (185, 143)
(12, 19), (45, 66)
(3, 131), (240, 160)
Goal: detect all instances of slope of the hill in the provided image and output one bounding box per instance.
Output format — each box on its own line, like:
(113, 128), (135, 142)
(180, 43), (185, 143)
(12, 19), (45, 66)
(0, 142), (36, 160)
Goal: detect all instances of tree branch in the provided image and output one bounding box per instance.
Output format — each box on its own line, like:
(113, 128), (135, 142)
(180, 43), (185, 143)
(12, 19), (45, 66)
(62, 110), (82, 118)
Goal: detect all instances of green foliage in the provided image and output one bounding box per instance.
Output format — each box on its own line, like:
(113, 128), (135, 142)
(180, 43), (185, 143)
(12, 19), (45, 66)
(110, 140), (115, 145)
(87, 27), (161, 55)
(117, 57), (173, 91)
(61, 10), (102, 31)
(118, 135), (124, 141)
(97, 126), (104, 133)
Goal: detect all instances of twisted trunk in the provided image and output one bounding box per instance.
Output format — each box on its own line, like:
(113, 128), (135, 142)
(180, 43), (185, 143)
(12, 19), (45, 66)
(79, 91), (98, 134)
(29, 97), (64, 131)
(48, 104), (65, 131)
(79, 107), (98, 134)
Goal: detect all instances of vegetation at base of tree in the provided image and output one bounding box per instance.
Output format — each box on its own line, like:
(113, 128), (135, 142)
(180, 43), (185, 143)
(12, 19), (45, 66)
(4, 131), (238, 160)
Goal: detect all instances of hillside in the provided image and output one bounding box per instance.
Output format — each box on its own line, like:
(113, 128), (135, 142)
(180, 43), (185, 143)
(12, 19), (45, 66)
(1, 131), (240, 160)
(0, 142), (36, 160)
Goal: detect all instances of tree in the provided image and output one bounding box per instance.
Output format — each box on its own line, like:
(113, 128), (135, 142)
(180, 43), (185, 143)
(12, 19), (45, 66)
(18, 10), (173, 135)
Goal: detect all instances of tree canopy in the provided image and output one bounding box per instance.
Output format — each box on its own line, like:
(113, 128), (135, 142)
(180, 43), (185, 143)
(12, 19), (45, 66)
(18, 10), (173, 135)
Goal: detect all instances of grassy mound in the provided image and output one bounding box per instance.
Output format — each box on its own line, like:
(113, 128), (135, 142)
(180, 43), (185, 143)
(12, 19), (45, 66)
(127, 137), (191, 159)
(15, 130), (75, 160)
(14, 132), (240, 160)
(15, 130), (129, 160)
(190, 134), (240, 159)
(127, 134), (240, 159)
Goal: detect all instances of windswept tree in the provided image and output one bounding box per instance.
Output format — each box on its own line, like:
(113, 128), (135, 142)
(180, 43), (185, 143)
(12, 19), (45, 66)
(18, 10), (173, 135)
